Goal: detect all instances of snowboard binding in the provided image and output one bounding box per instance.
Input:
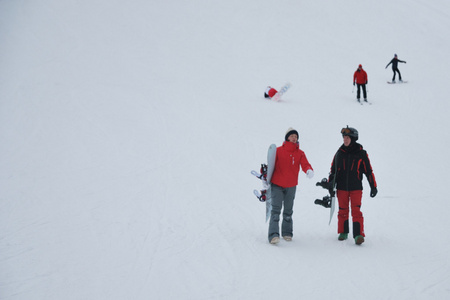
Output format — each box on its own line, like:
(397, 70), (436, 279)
(259, 164), (268, 181)
(314, 178), (335, 208)
(253, 189), (267, 202)
(316, 177), (330, 190)
(314, 195), (332, 208)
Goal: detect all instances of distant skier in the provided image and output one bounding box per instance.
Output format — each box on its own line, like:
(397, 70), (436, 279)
(264, 86), (277, 99)
(324, 126), (377, 245)
(268, 128), (314, 244)
(385, 54), (406, 83)
(353, 64), (368, 103)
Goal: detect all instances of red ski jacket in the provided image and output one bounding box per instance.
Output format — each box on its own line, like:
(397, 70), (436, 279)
(271, 141), (313, 188)
(265, 87), (277, 98)
(353, 69), (368, 85)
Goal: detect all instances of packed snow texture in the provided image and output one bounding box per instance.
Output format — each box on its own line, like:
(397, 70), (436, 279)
(1, 0), (450, 299)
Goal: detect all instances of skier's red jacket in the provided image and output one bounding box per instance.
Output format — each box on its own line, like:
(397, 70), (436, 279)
(353, 68), (368, 85)
(268, 88), (277, 97)
(266, 87), (277, 98)
(271, 141), (312, 188)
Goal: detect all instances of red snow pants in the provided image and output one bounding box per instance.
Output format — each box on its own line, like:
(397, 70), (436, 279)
(337, 190), (365, 237)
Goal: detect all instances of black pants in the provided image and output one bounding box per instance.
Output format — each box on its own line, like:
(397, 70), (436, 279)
(356, 84), (367, 100)
(392, 68), (402, 81)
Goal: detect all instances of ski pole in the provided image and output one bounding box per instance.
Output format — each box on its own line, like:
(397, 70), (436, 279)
(352, 84), (354, 93)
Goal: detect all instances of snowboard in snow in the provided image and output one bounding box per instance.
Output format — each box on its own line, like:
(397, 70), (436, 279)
(271, 83), (291, 102)
(387, 81), (408, 84)
(251, 144), (277, 222)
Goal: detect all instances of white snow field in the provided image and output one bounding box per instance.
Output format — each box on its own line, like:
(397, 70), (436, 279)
(1, 0), (450, 299)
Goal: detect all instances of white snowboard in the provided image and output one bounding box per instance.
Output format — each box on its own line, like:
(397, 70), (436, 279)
(265, 144), (277, 222)
(272, 83), (291, 101)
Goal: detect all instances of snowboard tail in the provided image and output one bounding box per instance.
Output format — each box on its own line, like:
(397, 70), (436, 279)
(251, 144), (277, 222)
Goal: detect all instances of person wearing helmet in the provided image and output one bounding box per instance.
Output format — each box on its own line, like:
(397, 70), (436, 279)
(353, 64), (368, 103)
(326, 126), (377, 245)
(264, 86), (278, 99)
(268, 128), (314, 244)
(385, 54), (406, 83)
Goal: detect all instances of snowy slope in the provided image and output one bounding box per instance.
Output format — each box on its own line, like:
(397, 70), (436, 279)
(1, 0), (450, 299)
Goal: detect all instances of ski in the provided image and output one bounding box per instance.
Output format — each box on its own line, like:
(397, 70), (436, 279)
(357, 99), (372, 105)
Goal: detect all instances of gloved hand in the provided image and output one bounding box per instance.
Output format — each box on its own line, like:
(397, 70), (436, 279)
(306, 169), (314, 179)
(370, 187), (378, 198)
(353, 82), (355, 86)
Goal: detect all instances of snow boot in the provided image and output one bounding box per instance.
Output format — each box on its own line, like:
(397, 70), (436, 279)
(283, 236), (292, 241)
(270, 236), (280, 244)
(338, 233), (348, 241)
(355, 235), (365, 245)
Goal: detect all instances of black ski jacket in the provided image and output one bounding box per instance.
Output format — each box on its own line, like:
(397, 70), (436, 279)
(328, 142), (377, 191)
(386, 58), (406, 70)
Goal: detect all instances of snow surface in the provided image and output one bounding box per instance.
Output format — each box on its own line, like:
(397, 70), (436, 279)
(1, 0), (450, 299)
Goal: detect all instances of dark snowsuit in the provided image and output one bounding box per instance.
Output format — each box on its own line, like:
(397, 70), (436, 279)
(328, 142), (377, 238)
(386, 57), (406, 82)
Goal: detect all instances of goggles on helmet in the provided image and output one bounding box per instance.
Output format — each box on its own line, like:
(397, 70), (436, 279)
(341, 127), (352, 134)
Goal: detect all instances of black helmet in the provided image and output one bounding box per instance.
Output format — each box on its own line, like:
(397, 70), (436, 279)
(341, 126), (358, 141)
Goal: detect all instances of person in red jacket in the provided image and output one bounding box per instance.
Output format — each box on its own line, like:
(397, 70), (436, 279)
(327, 126), (377, 245)
(268, 128), (314, 244)
(264, 86), (277, 99)
(353, 64), (368, 103)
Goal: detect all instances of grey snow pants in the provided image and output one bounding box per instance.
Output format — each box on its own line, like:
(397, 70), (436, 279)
(268, 184), (297, 242)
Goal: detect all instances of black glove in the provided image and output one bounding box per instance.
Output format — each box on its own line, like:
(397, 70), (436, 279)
(370, 187), (378, 198)
(353, 82), (355, 86)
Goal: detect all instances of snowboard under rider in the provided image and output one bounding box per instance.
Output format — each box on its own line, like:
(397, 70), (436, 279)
(323, 126), (377, 245)
(353, 64), (368, 103)
(264, 86), (277, 99)
(385, 54), (406, 83)
(268, 128), (314, 244)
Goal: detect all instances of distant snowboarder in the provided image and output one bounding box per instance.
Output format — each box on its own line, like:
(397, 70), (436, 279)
(353, 64), (368, 103)
(264, 86), (278, 99)
(385, 54), (406, 83)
